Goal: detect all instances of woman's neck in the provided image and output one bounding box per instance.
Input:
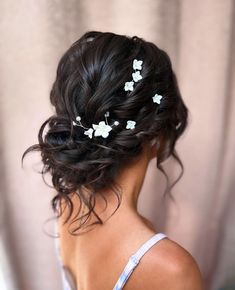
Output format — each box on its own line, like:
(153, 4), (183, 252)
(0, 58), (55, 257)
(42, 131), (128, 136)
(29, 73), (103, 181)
(62, 141), (155, 231)
(59, 141), (157, 235)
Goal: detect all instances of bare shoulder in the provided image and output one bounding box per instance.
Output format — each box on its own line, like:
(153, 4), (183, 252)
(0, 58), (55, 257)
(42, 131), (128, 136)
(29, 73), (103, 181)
(128, 237), (204, 290)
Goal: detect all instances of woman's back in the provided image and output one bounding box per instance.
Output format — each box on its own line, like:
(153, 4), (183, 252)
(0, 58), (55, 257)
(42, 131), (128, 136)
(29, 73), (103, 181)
(57, 231), (167, 289)
(56, 198), (203, 290)
(56, 203), (159, 289)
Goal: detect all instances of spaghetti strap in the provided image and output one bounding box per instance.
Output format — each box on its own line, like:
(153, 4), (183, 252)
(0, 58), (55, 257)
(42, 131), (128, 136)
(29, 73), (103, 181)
(112, 233), (167, 290)
(54, 216), (167, 290)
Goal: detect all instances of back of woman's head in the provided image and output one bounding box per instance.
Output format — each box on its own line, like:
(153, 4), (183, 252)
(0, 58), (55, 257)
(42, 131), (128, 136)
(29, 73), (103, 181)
(22, 31), (188, 234)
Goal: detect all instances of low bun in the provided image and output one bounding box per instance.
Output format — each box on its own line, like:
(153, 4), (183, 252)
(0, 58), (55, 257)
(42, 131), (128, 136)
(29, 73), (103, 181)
(22, 31), (188, 234)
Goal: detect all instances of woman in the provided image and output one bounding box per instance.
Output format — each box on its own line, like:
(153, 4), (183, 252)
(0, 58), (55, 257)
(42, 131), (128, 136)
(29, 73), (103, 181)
(22, 31), (204, 290)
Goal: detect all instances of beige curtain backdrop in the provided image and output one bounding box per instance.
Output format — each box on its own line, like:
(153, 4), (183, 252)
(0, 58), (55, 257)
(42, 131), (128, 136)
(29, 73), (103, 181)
(0, 0), (234, 290)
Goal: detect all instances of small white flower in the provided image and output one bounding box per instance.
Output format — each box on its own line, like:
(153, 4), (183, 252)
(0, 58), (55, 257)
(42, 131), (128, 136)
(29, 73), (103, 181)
(132, 71), (142, 82)
(133, 59), (143, 70)
(126, 120), (136, 130)
(114, 121), (119, 126)
(124, 81), (134, 91)
(76, 116), (81, 121)
(92, 121), (112, 138)
(72, 121), (78, 126)
(84, 128), (94, 139)
(152, 93), (163, 104)
(104, 111), (110, 117)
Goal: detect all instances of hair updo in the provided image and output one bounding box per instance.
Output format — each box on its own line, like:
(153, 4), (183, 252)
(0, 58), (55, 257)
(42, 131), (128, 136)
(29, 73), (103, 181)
(22, 31), (188, 234)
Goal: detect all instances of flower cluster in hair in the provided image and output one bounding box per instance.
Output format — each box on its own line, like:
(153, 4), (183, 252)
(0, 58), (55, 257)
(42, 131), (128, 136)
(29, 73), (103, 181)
(72, 58), (164, 139)
(124, 59), (143, 92)
(73, 111), (118, 139)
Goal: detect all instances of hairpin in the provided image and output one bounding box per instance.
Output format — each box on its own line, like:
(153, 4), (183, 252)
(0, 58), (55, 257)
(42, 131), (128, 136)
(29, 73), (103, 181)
(72, 111), (136, 139)
(152, 93), (163, 104)
(175, 121), (182, 130)
(72, 58), (164, 139)
(124, 59), (143, 92)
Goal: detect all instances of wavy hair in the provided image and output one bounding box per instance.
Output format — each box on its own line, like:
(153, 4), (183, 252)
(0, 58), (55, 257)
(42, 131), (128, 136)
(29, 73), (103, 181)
(22, 31), (188, 234)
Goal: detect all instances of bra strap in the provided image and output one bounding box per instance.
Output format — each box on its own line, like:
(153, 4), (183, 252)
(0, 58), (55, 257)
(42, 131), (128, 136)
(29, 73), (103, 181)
(113, 233), (167, 290)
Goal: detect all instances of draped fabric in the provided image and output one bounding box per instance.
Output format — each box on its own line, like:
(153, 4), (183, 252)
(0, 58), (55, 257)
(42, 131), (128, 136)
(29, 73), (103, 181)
(0, 1), (234, 289)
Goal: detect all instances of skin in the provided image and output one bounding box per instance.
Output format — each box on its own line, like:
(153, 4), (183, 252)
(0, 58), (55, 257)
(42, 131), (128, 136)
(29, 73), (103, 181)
(58, 140), (204, 290)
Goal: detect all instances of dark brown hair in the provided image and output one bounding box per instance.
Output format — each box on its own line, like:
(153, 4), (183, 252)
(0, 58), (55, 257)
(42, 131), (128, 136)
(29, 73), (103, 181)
(22, 31), (188, 234)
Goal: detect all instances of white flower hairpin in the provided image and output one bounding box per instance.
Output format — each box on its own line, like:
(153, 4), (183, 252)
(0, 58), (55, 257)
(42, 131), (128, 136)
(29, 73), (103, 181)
(72, 111), (135, 139)
(152, 93), (163, 104)
(126, 120), (136, 130)
(124, 81), (134, 92)
(132, 71), (142, 82)
(73, 111), (115, 139)
(133, 59), (143, 70)
(72, 58), (164, 140)
(92, 121), (112, 138)
(124, 59), (143, 92)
